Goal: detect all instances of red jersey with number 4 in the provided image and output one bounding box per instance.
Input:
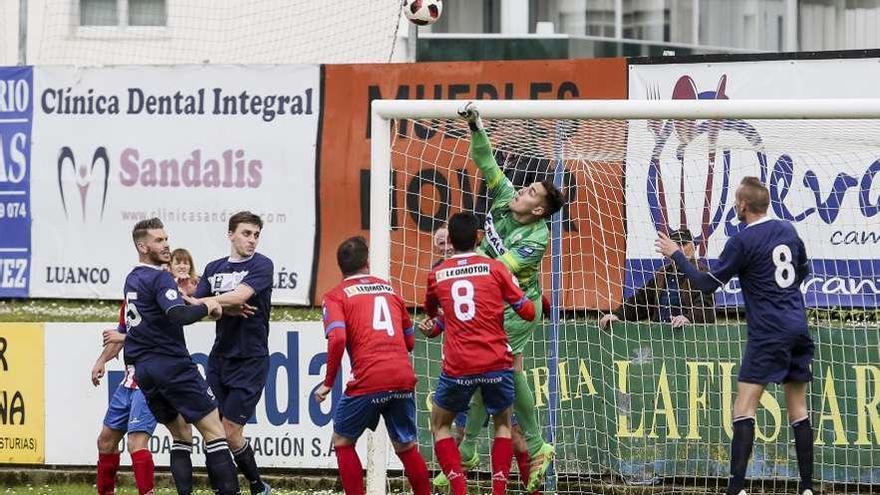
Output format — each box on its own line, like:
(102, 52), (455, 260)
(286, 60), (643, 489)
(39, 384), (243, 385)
(424, 254), (534, 377)
(322, 275), (416, 396)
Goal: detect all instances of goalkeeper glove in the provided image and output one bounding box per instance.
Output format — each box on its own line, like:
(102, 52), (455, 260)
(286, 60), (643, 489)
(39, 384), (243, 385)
(457, 101), (484, 132)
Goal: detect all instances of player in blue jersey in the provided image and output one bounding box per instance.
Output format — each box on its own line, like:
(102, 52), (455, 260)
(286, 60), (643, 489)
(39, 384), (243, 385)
(192, 211), (273, 495)
(122, 217), (241, 495)
(656, 177), (814, 495)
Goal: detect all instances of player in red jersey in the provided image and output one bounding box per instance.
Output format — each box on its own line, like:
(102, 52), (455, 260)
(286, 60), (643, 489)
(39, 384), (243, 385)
(314, 236), (431, 495)
(422, 212), (536, 495)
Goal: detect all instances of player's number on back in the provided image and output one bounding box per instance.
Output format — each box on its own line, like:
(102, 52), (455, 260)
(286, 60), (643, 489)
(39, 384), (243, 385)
(125, 292), (142, 328)
(451, 280), (476, 321)
(772, 244), (795, 288)
(372, 296), (395, 337)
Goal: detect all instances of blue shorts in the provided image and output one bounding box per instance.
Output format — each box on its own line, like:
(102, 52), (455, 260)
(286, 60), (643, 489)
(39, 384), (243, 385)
(207, 354), (269, 425)
(134, 355), (217, 425)
(103, 385), (157, 435)
(739, 333), (815, 385)
(333, 391), (417, 444)
(434, 370), (514, 415)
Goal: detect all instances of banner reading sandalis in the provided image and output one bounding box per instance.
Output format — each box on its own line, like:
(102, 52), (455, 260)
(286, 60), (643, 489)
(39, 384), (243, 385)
(28, 66), (319, 304)
(627, 58), (880, 307)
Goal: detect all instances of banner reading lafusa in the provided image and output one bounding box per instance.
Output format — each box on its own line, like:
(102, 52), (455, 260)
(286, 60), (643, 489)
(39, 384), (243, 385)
(627, 58), (880, 307)
(29, 66), (320, 304)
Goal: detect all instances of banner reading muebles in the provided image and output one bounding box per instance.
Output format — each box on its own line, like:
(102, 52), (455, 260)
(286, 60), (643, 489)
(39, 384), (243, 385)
(317, 58), (628, 310)
(28, 65), (319, 304)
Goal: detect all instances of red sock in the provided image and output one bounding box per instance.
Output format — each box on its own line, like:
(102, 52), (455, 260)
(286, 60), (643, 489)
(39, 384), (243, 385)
(491, 437), (514, 495)
(396, 446), (431, 495)
(516, 451), (530, 488)
(434, 437), (467, 495)
(97, 452), (120, 495)
(334, 444), (365, 495)
(130, 449), (155, 495)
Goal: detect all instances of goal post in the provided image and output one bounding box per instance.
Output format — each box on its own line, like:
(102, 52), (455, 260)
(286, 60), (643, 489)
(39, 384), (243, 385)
(369, 98), (880, 494)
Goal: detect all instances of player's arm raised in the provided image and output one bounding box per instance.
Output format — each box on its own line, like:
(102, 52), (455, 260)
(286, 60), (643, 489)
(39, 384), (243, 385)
(459, 102), (516, 209)
(316, 294), (346, 403)
(496, 263), (536, 322)
(657, 232), (745, 292)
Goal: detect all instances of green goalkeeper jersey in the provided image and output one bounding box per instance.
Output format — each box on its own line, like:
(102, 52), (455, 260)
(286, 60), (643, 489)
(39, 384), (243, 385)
(470, 129), (548, 300)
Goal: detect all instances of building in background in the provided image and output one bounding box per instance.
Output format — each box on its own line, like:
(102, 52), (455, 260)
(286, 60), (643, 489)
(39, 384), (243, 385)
(1, 0), (880, 65)
(423, 0), (880, 60)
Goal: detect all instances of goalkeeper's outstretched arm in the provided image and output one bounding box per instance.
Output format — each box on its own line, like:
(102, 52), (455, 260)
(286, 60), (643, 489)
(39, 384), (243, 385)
(459, 102), (515, 207)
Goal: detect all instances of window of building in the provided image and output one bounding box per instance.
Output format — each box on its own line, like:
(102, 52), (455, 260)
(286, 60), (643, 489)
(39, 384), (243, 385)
(79, 0), (166, 27)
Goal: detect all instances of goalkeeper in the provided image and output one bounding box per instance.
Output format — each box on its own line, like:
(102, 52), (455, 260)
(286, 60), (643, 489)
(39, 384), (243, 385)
(435, 102), (565, 492)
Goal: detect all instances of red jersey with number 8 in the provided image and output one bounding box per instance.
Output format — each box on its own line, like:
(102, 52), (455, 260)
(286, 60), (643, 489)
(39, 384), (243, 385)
(424, 254), (534, 377)
(322, 275), (416, 396)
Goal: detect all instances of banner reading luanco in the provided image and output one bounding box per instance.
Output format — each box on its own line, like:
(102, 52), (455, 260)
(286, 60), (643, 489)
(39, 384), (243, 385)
(28, 65), (320, 304)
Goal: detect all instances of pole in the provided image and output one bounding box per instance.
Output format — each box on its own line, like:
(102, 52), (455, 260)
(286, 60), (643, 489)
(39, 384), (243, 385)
(18, 0), (28, 65)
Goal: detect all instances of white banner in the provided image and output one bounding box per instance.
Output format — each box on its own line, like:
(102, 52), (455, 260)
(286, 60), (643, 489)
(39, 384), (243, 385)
(626, 58), (880, 307)
(29, 65), (319, 304)
(44, 321), (361, 468)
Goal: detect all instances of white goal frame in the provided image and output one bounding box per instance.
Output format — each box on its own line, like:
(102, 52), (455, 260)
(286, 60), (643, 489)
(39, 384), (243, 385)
(366, 98), (880, 495)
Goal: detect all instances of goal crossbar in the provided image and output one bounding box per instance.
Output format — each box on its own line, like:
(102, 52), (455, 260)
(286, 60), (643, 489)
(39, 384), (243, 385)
(372, 98), (880, 120)
(366, 98), (880, 495)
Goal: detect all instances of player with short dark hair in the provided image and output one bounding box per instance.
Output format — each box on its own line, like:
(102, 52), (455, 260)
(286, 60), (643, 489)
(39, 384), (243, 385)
(656, 177), (814, 495)
(192, 210), (274, 495)
(315, 236), (431, 495)
(91, 302), (157, 495)
(122, 217), (240, 495)
(422, 212), (536, 495)
(442, 102), (563, 493)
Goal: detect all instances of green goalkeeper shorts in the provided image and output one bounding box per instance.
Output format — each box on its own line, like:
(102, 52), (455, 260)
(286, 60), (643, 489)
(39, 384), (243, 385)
(505, 293), (542, 355)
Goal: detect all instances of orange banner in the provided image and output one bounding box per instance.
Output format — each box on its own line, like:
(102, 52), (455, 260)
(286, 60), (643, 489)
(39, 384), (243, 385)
(318, 59), (628, 310)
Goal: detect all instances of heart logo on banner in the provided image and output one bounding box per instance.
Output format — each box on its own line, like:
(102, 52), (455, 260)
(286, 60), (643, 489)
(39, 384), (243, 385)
(57, 146), (110, 221)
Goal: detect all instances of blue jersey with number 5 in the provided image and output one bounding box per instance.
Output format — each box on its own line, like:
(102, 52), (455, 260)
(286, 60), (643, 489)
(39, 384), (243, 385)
(122, 264), (188, 362)
(707, 218), (809, 341)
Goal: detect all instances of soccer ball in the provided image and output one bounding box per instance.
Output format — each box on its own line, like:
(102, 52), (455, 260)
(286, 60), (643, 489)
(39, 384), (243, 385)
(403, 0), (443, 26)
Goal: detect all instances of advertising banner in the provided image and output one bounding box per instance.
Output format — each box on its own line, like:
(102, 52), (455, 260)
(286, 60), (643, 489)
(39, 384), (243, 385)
(319, 59), (628, 310)
(43, 321), (359, 468)
(28, 65), (320, 304)
(0, 323), (44, 464)
(416, 322), (880, 484)
(0, 67), (33, 298)
(627, 58), (880, 307)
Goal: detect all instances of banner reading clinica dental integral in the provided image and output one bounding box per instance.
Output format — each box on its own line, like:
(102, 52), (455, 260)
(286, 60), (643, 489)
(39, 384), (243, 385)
(627, 58), (880, 307)
(27, 65), (319, 304)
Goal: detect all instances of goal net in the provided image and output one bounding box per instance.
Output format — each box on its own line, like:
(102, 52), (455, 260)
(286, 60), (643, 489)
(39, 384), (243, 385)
(371, 99), (880, 494)
(1, 0), (405, 66)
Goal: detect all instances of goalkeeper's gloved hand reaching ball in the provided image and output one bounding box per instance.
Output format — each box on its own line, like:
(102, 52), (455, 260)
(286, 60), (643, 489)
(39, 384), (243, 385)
(458, 101), (484, 131)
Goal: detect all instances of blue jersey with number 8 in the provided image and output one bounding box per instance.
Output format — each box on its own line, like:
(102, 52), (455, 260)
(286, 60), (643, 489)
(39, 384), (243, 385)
(702, 217), (810, 342)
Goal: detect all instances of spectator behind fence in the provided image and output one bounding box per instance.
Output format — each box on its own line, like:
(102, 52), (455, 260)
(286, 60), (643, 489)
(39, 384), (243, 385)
(170, 248), (200, 296)
(600, 229), (716, 330)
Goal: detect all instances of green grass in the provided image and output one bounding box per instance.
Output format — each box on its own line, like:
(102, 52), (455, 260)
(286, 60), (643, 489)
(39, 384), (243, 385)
(1, 486), (339, 495)
(0, 299), (322, 323)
